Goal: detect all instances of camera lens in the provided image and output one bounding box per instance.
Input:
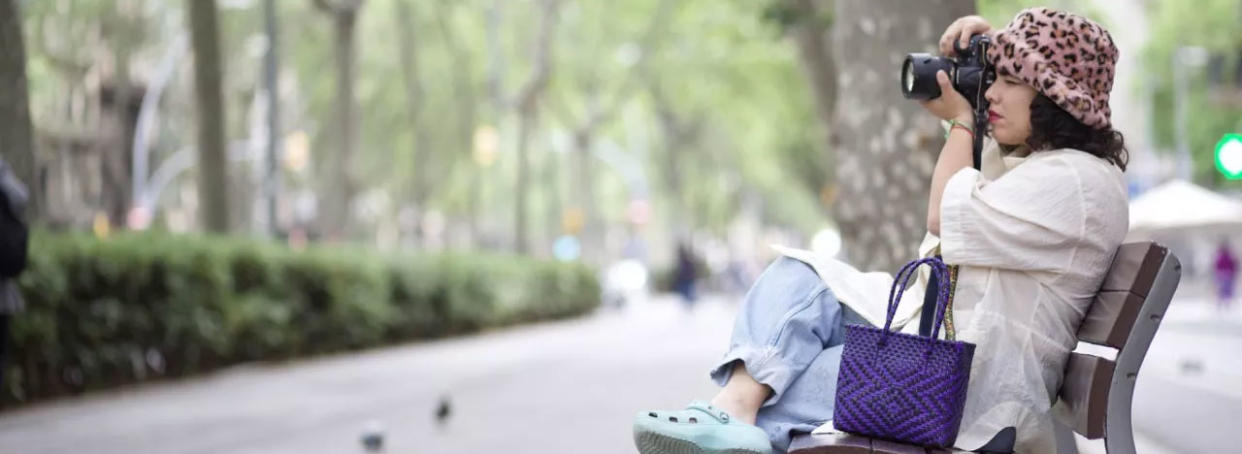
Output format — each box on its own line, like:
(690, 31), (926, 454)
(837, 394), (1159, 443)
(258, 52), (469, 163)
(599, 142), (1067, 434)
(901, 53), (953, 100)
(903, 60), (915, 93)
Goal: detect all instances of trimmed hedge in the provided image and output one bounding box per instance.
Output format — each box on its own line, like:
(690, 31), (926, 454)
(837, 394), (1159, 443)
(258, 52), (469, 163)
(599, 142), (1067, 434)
(3, 231), (599, 405)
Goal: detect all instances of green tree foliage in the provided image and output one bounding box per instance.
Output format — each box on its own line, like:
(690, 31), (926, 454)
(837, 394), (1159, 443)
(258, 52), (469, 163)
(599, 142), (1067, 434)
(18, 0), (832, 256)
(1145, 0), (1242, 187)
(638, 0), (826, 234)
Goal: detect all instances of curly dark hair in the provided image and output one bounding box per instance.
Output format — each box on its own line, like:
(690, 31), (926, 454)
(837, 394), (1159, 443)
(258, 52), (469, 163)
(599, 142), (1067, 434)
(1023, 94), (1129, 171)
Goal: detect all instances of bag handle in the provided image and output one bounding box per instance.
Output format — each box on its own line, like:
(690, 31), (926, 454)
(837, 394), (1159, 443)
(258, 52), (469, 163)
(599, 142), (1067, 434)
(881, 257), (952, 341)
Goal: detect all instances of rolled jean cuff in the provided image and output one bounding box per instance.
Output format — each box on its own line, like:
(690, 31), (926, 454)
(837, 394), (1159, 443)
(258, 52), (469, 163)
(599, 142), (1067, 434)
(709, 345), (803, 407)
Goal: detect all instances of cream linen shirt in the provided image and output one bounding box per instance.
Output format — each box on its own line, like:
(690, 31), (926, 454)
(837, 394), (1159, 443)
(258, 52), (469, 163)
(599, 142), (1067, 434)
(778, 140), (1128, 452)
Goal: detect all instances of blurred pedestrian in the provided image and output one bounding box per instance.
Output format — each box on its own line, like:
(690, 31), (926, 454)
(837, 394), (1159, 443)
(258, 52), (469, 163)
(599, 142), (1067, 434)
(0, 155), (30, 390)
(673, 242), (698, 307)
(1214, 240), (1237, 311)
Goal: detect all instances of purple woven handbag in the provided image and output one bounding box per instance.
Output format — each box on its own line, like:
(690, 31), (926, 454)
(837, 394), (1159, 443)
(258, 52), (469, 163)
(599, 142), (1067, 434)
(832, 257), (975, 448)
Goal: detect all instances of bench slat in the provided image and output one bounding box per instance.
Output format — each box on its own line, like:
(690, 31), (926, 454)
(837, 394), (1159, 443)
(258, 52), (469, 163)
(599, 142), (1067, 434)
(1077, 290), (1145, 348)
(872, 439), (956, 453)
(1098, 242), (1165, 297)
(1057, 353), (1114, 439)
(789, 433), (965, 454)
(789, 433), (872, 453)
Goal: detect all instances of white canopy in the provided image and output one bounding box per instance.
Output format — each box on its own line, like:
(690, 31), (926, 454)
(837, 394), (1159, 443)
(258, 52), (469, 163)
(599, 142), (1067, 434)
(1128, 179), (1242, 233)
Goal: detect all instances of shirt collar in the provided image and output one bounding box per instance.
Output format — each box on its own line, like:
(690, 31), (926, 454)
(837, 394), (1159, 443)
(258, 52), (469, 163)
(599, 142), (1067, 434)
(981, 140), (1032, 180)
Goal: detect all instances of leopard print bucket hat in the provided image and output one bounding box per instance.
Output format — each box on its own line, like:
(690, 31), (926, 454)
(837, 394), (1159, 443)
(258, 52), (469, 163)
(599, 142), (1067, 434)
(986, 7), (1119, 129)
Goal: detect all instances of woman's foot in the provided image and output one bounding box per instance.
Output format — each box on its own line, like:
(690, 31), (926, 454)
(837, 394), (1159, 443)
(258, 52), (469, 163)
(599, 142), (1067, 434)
(708, 393), (762, 426)
(633, 401), (774, 454)
(708, 361), (771, 426)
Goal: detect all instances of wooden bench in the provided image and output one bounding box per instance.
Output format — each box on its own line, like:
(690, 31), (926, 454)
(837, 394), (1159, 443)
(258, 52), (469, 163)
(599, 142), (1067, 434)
(790, 242), (1182, 454)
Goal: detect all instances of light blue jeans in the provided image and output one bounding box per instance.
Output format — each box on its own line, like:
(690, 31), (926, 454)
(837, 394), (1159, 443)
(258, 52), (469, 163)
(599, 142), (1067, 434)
(709, 257), (871, 453)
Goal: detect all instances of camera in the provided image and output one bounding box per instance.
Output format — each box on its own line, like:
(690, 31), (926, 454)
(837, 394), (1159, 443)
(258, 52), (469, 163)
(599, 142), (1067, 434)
(901, 34), (994, 110)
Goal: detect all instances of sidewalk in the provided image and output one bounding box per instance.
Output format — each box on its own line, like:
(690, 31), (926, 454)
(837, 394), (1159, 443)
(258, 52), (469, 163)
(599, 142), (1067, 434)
(1145, 297), (1242, 401)
(1109, 297), (1242, 454)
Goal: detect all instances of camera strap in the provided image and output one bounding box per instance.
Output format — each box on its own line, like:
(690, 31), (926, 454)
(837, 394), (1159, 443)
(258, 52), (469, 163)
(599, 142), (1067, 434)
(972, 111), (986, 170)
(972, 39), (992, 171)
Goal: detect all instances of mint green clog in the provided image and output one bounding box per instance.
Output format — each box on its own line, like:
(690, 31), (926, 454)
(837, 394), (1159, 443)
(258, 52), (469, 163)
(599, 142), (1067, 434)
(633, 401), (774, 454)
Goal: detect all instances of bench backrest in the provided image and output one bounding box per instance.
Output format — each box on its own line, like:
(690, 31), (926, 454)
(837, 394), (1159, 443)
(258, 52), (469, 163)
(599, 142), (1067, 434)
(1055, 242), (1181, 450)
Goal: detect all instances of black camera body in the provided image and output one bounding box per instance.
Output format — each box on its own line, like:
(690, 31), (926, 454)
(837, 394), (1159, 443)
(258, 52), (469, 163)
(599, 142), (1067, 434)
(901, 34), (995, 169)
(901, 34), (994, 110)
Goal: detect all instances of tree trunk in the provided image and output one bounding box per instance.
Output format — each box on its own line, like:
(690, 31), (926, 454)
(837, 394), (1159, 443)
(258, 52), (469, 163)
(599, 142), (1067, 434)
(570, 130), (599, 260)
(332, 8), (359, 238)
(433, 1), (478, 248)
(827, 0), (973, 273)
(545, 131), (561, 250)
(262, 0), (282, 236)
(481, 0), (504, 248)
(658, 121), (685, 236)
(186, 0), (230, 233)
(456, 76), (479, 248)
(649, 81), (700, 239)
(314, 0), (364, 240)
(784, 0), (840, 217)
(0, 0), (37, 220)
(514, 104), (535, 254)
(790, 0), (837, 140)
(98, 78), (140, 228)
(510, 0), (559, 254)
(395, 0), (430, 246)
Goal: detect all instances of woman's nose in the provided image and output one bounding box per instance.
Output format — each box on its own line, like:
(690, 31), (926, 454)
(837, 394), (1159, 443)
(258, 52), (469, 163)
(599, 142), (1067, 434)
(984, 84), (999, 105)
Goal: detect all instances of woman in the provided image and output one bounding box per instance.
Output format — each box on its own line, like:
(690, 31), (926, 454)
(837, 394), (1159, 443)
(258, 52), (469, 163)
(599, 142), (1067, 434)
(633, 8), (1129, 454)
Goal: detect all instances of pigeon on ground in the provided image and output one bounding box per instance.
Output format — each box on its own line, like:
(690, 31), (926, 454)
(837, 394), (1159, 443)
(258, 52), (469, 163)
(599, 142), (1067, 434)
(435, 395), (452, 426)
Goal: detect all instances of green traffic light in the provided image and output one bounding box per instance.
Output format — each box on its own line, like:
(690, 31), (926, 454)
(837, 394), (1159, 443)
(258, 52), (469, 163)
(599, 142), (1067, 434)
(1216, 133), (1242, 180)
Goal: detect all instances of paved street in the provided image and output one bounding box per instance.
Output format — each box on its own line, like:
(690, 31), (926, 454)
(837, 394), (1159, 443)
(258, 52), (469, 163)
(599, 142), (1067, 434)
(0, 295), (736, 454)
(1, 291), (1237, 454)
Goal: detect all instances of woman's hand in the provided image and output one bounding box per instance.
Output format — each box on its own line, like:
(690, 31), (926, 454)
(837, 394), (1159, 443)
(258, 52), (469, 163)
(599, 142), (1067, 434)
(918, 71), (973, 123)
(939, 15), (992, 56)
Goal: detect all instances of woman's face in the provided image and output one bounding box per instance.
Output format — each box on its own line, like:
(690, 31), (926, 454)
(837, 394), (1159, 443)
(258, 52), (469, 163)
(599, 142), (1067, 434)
(984, 74), (1039, 146)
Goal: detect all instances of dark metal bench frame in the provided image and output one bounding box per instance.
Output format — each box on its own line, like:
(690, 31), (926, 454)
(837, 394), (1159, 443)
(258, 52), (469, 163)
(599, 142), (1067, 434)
(790, 242), (1182, 454)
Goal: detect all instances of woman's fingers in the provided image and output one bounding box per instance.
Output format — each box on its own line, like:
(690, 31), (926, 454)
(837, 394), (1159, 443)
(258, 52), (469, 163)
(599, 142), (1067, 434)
(940, 22), (963, 55)
(958, 28), (974, 51)
(940, 16), (992, 56)
(937, 70), (953, 91)
(919, 71), (971, 121)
